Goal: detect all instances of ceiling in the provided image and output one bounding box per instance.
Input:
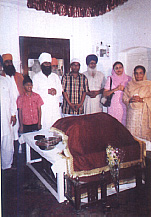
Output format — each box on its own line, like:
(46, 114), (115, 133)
(27, 0), (128, 17)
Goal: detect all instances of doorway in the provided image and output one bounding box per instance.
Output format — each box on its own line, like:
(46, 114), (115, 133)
(19, 36), (70, 75)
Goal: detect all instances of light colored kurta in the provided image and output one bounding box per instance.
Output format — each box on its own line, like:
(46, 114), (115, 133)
(32, 71), (62, 129)
(11, 75), (20, 140)
(123, 78), (151, 141)
(104, 75), (131, 126)
(1, 76), (16, 169)
(83, 71), (105, 114)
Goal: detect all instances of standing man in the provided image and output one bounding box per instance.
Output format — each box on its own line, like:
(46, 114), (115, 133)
(62, 58), (89, 117)
(51, 57), (63, 80)
(51, 57), (63, 111)
(83, 54), (105, 114)
(32, 52), (62, 129)
(2, 53), (25, 141)
(2, 54), (24, 167)
(1, 73), (17, 170)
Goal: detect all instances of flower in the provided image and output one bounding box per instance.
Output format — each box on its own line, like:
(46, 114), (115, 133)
(106, 145), (120, 168)
(106, 145), (125, 194)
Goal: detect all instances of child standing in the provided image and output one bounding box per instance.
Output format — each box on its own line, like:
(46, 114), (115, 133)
(17, 75), (44, 133)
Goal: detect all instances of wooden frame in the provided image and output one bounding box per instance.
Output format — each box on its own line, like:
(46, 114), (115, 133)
(64, 165), (143, 211)
(19, 36), (70, 75)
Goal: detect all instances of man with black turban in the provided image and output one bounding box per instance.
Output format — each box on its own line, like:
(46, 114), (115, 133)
(83, 54), (106, 114)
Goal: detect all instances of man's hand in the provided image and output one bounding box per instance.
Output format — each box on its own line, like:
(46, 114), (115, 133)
(69, 103), (77, 111)
(48, 88), (57, 95)
(90, 91), (98, 98)
(11, 115), (16, 126)
(19, 125), (23, 134)
(74, 104), (82, 111)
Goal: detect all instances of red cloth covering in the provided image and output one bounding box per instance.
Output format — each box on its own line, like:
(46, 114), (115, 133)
(52, 112), (145, 178)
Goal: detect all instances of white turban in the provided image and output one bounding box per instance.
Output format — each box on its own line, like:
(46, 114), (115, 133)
(39, 52), (52, 65)
(70, 58), (80, 65)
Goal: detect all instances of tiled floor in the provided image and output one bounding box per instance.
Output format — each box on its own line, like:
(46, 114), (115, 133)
(1, 154), (151, 217)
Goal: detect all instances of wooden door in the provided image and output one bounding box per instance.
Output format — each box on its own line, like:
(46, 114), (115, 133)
(19, 36), (70, 75)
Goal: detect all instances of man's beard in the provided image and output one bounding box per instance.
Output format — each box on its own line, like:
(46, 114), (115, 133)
(41, 64), (51, 76)
(3, 64), (16, 76)
(87, 66), (97, 77)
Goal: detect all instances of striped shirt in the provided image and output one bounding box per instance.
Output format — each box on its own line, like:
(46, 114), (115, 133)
(62, 73), (89, 114)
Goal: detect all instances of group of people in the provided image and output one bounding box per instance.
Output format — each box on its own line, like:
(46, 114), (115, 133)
(1, 52), (151, 170)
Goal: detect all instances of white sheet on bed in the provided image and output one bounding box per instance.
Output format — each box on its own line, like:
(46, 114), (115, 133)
(19, 129), (67, 176)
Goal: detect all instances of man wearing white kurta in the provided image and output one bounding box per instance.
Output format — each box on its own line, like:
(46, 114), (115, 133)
(83, 54), (106, 114)
(1, 76), (17, 169)
(32, 53), (62, 129)
(2, 53), (24, 141)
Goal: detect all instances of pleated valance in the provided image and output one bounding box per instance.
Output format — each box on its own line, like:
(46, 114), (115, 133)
(27, 0), (128, 17)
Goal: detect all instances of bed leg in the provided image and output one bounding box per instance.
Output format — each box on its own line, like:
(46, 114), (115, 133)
(101, 171), (107, 207)
(135, 163), (142, 189)
(74, 177), (81, 211)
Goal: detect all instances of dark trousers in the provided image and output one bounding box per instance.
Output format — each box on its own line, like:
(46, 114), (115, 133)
(23, 123), (38, 133)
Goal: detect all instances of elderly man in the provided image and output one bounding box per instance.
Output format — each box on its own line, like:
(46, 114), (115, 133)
(83, 54), (106, 114)
(32, 52), (62, 129)
(62, 58), (89, 117)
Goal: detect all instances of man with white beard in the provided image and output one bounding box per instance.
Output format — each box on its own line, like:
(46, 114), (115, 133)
(83, 54), (106, 114)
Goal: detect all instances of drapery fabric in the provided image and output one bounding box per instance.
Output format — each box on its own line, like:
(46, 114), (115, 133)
(52, 112), (145, 178)
(27, 0), (128, 17)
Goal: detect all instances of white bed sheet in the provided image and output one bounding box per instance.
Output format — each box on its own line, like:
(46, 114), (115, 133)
(19, 129), (67, 176)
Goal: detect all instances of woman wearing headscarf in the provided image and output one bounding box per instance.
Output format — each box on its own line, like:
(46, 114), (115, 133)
(123, 65), (151, 141)
(103, 61), (131, 126)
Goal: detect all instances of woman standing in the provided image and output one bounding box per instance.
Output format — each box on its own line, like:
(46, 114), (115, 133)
(103, 61), (131, 126)
(123, 65), (151, 141)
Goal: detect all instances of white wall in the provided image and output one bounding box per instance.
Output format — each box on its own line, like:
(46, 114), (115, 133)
(111, 0), (151, 79)
(0, 1), (92, 73)
(0, 0), (151, 77)
(112, 0), (151, 62)
(91, 13), (114, 77)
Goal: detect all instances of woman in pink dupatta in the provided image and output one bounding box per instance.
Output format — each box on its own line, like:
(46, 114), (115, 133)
(103, 61), (131, 126)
